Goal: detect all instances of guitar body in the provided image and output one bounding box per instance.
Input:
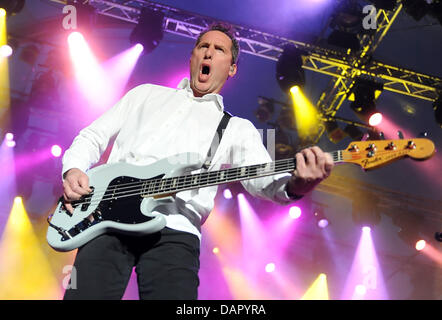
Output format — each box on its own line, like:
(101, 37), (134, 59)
(46, 153), (202, 252)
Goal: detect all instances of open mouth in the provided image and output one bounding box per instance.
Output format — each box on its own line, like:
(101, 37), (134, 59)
(201, 65), (210, 75)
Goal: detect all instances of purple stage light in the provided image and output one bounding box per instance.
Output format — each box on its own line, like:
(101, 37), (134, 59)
(134, 43), (144, 53)
(0, 44), (13, 58)
(223, 189), (233, 199)
(51, 145), (62, 158)
(317, 218), (329, 229)
(362, 226), (371, 233)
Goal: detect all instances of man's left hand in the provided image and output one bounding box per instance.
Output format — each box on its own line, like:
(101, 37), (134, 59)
(286, 146), (334, 197)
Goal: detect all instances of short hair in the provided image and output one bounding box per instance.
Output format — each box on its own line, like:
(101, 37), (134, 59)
(194, 22), (240, 65)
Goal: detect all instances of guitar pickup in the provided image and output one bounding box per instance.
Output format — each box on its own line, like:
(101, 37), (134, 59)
(80, 186), (95, 211)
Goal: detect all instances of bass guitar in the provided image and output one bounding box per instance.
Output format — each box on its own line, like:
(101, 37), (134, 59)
(47, 138), (435, 252)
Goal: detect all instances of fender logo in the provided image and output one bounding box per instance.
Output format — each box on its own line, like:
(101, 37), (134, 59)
(362, 156), (382, 168)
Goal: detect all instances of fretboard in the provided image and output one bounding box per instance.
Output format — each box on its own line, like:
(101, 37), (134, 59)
(141, 151), (342, 197)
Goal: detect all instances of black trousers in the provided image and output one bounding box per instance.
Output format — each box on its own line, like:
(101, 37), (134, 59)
(63, 227), (200, 300)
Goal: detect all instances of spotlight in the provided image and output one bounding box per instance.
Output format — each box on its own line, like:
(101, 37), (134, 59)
(212, 247), (220, 254)
(289, 206), (302, 219)
(255, 97), (275, 123)
(0, 8), (5, 17)
(0, 44), (12, 57)
(0, 0), (25, 17)
(314, 207), (329, 229)
(130, 8), (164, 55)
(433, 95), (442, 128)
(415, 239), (426, 251)
(349, 78), (384, 125)
(276, 44), (306, 93)
(51, 145), (62, 158)
(265, 263), (275, 273)
(5, 132), (13, 140)
(223, 188), (232, 200)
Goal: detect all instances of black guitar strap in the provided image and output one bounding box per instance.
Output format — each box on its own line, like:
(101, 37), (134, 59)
(201, 111), (232, 171)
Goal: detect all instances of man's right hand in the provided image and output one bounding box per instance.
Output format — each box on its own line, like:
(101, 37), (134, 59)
(62, 168), (92, 214)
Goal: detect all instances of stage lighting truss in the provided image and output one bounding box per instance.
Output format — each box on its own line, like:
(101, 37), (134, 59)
(49, 0), (441, 143)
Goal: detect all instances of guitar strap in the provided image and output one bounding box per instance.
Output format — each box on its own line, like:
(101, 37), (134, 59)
(201, 111), (232, 171)
(159, 111), (232, 232)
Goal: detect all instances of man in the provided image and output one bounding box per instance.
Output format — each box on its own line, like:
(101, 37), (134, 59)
(61, 23), (333, 300)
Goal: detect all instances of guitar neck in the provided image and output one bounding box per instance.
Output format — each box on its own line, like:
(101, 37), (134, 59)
(143, 151), (343, 197)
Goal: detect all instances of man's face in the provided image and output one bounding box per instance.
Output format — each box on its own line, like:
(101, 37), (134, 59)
(190, 30), (237, 97)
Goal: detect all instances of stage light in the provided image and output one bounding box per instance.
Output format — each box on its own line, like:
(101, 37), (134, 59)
(433, 96), (442, 128)
(349, 78), (384, 125)
(130, 8), (164, 55)
(276, 44), (306, 93)
(6, 140), (15, 147)
(255, 97), (274, 123)
(0, 0), (25, 17)
(212, 247), (220, 254)
(368, 112), (383, 126)
(265, 263), (275, 273)
(301, 273), (329, 300)
(415, 239), (426, 251)
(362, 226), (371, 233)
(314, 207), (329, 229)
(289, 206), (302, 220)
(51, 145), (62, 158)
(134, 43), (144, 53)
(355, 284), (367, 296)
(289, 85), (320, 139)
(5, 132), (13, 140)
(223, 188), (233, 200)
(0, 44), (12, 57)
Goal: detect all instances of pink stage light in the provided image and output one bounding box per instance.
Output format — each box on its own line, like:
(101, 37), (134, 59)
(265, 263), (275, 273)
(5, 140), (15, 148)
(415, 239), (426, 251)
(0, 44), (13, 58)
(342, 227), (389, 299)
(362, 226), (371, 233)
(368, 112), (383, 126)
(289, 206), (302, 219)
(51, 145), (62, 158)
(5, 133), (13, 141)
(317, 218), (329, 229)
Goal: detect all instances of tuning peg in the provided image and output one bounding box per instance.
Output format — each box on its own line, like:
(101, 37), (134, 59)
(379, 132), (385, 140)
(419, 132), (428, 137)
(397, 130), (404, 139)
(361, 133), (370, 141)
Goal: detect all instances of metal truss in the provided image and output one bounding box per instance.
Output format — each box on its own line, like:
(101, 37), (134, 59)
(85, 1), (441, 100)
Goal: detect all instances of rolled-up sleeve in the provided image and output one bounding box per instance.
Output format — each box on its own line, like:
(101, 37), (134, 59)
(230, 119), (295, 205)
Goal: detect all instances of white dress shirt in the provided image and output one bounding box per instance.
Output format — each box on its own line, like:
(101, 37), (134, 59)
(62, 78), (294, 239)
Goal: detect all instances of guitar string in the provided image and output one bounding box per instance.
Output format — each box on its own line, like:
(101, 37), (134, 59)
(75, 150), (343, 199)
(69, 159), (301, 208)
(70, 147), (412, 207)
(68, 151), (349, 207)
(72, 157), (301, 199)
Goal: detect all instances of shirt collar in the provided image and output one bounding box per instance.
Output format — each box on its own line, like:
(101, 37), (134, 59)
(178, 77), (224, 112)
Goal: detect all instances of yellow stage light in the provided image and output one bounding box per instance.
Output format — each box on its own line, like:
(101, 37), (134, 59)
(0, 8), (6, 17)
(301, 273), (329, 300)
(289, 86), (320, 139)
(0, 9), (11, 130)
(0, 197), (61, 299)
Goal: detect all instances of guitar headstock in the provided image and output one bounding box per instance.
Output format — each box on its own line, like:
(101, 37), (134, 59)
(342, 138), (435, 170)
